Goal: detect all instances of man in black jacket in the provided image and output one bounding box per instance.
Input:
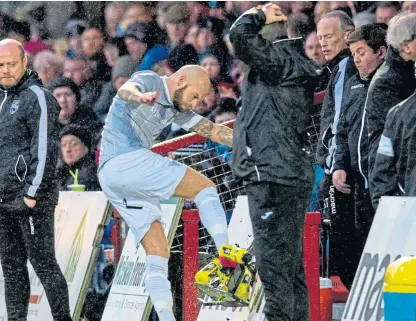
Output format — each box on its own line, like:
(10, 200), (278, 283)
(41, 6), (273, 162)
(367, 12), (416, 191)
(331, 24), (387, 289)
(371, 93), (416, 208)
(315, 11), (357, 296)
(0, 39), (72, 321)
(230, 4), (319, 321)
(316, 11), (356, 168)
(370, 13), (416, 209)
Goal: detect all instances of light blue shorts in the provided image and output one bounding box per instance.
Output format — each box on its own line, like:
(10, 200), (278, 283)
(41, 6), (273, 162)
(98, 148), (187, 245)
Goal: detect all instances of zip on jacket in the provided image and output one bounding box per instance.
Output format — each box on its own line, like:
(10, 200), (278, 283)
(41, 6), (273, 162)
(327, 57), (349, 174)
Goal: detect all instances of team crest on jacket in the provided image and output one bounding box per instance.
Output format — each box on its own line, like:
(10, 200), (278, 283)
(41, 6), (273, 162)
(10, 100), (20, 114)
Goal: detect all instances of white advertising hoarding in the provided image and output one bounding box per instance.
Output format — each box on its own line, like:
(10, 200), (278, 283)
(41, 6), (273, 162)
(342, 197), (416, 321)
(0, 192), (112, 321)
(101, 198), (183, 321)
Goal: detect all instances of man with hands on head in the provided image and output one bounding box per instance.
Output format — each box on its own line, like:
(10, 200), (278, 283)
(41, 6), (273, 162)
(230, 3), (319, 321)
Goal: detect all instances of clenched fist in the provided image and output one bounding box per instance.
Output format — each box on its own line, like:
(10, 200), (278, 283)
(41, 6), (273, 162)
(138, 91), (158, 105)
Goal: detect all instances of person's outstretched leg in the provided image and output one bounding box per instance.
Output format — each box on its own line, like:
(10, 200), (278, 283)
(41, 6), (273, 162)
(174, 167), (229, 254)
(141, 221), (175, 321)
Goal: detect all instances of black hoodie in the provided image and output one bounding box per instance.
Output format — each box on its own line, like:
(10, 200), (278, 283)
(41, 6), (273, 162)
(0, 70), (60, 202)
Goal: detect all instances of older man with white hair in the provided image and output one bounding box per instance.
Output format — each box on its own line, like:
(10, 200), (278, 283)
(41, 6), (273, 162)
(33, 50), (62, 87)
(366, 12), (416, 199)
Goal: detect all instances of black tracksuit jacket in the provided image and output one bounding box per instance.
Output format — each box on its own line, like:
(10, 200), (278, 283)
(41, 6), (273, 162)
(332, 71), (378, 187)
(370, 92), (416, 209)
(366, 47), (416, 177)
(0, 70), (60, 203)
(316, 49), (357, 172)
(229, 10), (319, 186)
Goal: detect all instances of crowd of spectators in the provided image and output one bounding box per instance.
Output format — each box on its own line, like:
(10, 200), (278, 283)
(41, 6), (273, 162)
(0, 1), (412, 192)
(2, 1), (416, 320)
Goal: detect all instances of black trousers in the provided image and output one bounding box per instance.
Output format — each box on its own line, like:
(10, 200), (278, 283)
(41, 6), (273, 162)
(0, 198), (71, 321)
(319, 173), (374, 289)
(245, 182), (313, 321)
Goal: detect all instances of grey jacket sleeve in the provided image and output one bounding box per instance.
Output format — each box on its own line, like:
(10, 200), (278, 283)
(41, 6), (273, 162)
(370, 109), (401, 210)
(24, 86), (60, 200)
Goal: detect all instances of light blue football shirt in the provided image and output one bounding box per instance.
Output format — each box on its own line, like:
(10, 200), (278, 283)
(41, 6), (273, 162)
(99, 71), (202, 168)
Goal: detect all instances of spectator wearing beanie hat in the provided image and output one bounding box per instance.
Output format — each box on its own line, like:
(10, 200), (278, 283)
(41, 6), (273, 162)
(57, 124), (101, 191)
(165, 43), (198, 75)
(199, 47), (232, 88)
(196, 17), (226, 52)
(164, 2), (191, 48)
(125, 22), (151, 63)
(49, 77), (102, 150)
(112, 55), (140, 90)
(94, 55), (140, 123)
(199, 49), (223, 83)
(196, 17), (231, 68)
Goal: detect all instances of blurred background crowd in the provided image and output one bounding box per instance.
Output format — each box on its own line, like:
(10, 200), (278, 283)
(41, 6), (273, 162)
(1, 1), (415, 320)
(1, 1), (412, 194)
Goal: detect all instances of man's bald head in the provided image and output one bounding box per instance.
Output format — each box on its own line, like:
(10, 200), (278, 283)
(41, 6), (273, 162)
(176, 65), (211, 96)
(0, 39), (25, 59)
(0, 39), (27, 89)
(167, 65), (212, 112)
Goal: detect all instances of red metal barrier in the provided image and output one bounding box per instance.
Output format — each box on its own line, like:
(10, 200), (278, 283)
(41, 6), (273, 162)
(182, 210), (201, 321)
(304, 212), (322, 321)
